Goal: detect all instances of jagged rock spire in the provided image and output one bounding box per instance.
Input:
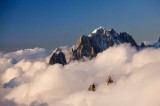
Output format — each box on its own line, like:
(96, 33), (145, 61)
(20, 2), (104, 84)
(71, 35), (92, 60)
(49, 48), (66, 65)
(141, 42), (145, 47)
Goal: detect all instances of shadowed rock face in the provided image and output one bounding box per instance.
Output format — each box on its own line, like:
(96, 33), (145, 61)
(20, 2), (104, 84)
(141, 42), (145, 47)
(119, 32), (138, 47)
(3, 78), (18, 88)
(90, 29), (114, 54)
(88, 83), (96, 91)
(71, 27), (138, 60)
(49, 48), (66, 65)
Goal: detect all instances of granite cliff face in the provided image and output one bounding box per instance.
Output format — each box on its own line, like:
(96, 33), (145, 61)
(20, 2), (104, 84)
(71, 36), (95, 60)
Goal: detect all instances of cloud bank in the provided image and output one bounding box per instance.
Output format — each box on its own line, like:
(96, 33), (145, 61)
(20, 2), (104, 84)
(0, 45), (160, 106)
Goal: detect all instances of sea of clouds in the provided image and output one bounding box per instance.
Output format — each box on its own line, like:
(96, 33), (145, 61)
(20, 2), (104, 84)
(0, 44), (160, 106)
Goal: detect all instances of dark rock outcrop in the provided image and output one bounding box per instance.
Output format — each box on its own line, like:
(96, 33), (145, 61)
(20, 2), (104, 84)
(106, 76), (113, 85)
(141, 42), (145, 47)
(88, 83), (96, 91)
(49, 48), (66, 65)
(119, 32), (138, 47)
(3, 78), (18, 88)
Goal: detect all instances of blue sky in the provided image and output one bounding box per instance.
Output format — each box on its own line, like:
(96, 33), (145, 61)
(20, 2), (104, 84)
(0, 0), (160, 51)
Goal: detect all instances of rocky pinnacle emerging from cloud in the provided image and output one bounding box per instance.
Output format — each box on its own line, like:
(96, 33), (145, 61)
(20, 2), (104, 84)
(49, 48), (66, 65)
(49, 26), (160, 65)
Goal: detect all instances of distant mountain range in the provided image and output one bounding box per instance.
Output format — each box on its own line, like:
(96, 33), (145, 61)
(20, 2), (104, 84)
(49, 26), (160, 65)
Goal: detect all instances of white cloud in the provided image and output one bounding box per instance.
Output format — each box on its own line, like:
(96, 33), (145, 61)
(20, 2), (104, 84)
(0, 45), (160, 106)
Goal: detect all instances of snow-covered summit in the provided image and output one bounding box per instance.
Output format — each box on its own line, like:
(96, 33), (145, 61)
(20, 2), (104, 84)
(91, 26), (106, 34)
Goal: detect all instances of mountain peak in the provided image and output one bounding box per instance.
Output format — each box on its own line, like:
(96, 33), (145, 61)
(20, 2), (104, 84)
(53, 48), (61, 54)
(49, 48), (67, 65)
(99, 26), (105, 29)
(108, 28), (116, 34)
(91, 26), (106, 34)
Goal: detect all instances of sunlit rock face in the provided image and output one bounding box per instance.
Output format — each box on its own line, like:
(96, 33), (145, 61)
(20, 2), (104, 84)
(71, 36), (95, 60)
(49, 48), (66, 65)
